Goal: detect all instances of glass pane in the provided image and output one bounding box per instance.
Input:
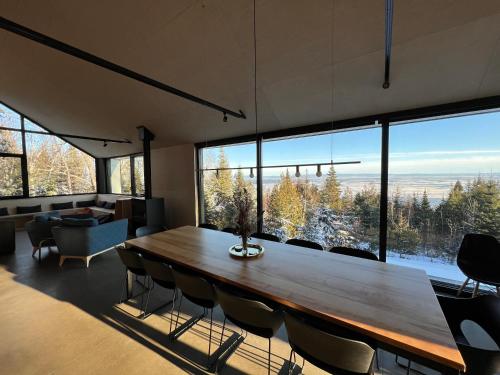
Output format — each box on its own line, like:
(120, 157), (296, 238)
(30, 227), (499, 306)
(134, 156), (145, 196)
(24, 118), (48, 133)
(388, 111), (500, 286)
(0, 103), (21, 129)
(26, 133), (96, 196)
(262, 126), (381, 255)
(0, 157), (23, 197)
(200, 143), (257, 230)
(109, 157), (131, 194)
(0, 129), (23, 154)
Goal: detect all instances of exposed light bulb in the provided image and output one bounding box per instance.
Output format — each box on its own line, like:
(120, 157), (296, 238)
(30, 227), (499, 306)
(249, 168), (254, 178)
(316, 164), (322, 177)
(295, 165), (301, 178)
(223, 112), (228, 123)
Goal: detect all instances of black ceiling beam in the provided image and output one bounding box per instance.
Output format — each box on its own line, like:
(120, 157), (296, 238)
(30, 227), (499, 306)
(383, 0), (394, 89)
(0, 16), (246, 120)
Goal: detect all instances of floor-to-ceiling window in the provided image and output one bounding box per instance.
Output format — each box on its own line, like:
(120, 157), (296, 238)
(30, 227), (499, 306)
(387, 111), (500, 285)
(262, 126), (381, 254)
(199, 142), (257, 230)
(108, 154), (145, 197)
(0, 102), (96, 198)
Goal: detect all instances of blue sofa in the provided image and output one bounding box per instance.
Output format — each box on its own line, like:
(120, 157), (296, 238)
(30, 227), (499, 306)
(52, 218), (128, 267)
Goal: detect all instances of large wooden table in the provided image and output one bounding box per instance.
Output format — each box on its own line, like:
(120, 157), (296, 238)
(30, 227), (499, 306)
(126, 226), (465, 374)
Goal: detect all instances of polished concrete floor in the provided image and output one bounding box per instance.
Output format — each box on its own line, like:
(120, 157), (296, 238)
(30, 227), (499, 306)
(0, 231), (433, 374)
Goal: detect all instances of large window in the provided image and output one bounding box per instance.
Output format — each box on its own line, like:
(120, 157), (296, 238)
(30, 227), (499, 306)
(108, 154), (144, 196)
(262, 127), (381, 254)
(0, 102), (96, 198)
(199, 142), (257, 230)
(196, 106), (500, 290)
(388, 112), (500, 284)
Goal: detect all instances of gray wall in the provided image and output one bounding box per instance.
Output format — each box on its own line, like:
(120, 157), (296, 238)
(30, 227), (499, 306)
(151, 144), (197, 229)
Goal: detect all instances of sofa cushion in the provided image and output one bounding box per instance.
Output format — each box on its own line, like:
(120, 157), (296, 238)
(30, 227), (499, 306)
(61, 213), (93, 220)
(0, 207), (8, 216)
(34, 211), (61, 223)
(76, 200), (96, 208)
(61, 218), (99, 227)
(17, 205), (42, 214)
(104, 202), (115, 209)
(51, 201), (74, 210)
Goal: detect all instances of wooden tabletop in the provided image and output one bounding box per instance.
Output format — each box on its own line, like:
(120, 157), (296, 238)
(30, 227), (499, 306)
(126, 226), (465, 372)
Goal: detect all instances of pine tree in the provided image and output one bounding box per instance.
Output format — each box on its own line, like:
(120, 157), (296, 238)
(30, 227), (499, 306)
(320, 166), (342, 212)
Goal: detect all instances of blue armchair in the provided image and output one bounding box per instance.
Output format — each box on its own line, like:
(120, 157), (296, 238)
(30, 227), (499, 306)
(52, 219), (128, 267)
(25, 212), (62, 263)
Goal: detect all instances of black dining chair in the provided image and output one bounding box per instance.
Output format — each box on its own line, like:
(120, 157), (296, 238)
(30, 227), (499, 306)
(198, 223), (219, 230)
(215, 286), (284, 375)
(251, 232), (281, 243)
(141, 256), (177, 328)
(329, 246), (379, 261)
(136, 225), (166, 237)
(221, 227), (237, 234)
(456, 233), (500, 297)
(171, 267), (220, 367)
(438, 295), (500, 375)
(285, 238), (323, 251)
(284, 312), (375, 375)
(116, 245), (150, 318)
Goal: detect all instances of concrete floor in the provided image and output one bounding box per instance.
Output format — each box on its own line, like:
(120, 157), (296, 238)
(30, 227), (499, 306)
(0, 231), (432, 375)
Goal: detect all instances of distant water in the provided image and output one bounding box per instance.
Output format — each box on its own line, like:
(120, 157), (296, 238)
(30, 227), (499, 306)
(260, 173), (500, 207)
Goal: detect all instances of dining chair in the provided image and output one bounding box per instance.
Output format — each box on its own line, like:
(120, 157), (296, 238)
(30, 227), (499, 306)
(141, 256), (177, 328)
(171, 267), (219, 366)
(456, 233), (500, 297)
(284, 312), (375, 375)
(221, 227), (237, 234)
(116, 245), (150, 318)
(251, 232), (281, 242)
(215, 286), (284, 375)
(198, 223), (219, 230)
(285, 238), (323, 251)
(135, 225), (166, 237)
(438, 294), (500, 375)
(329, 246), (379, 261)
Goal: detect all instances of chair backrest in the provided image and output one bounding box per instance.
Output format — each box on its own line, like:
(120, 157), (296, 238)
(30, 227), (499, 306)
(251, 232), (280, 242)
(458, 233), (500, 264)
(221, 227), (236, 234)
(284, 313), (375, 375)
(116, 246), (145, 274)
(198, 223), (218, 230)
(172, 267), (216, 306)
(135, 225), (165, 237)
(215, 286), (283, 338)
(141, 257), (175, 288)
(285, 238), (323, 251)
(330, 246), (379, 261)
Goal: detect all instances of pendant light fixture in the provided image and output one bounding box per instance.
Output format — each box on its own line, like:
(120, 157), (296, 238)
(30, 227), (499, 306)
(250, 167), (254, 178)
(316, 164), (322, 177)
(295, 165), (301, 178)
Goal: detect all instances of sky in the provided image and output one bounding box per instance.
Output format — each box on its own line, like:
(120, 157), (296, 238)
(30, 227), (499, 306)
(203, 111), (500, 175)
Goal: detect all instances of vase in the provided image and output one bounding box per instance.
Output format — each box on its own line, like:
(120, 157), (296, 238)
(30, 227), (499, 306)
(241, 235), (249, 257)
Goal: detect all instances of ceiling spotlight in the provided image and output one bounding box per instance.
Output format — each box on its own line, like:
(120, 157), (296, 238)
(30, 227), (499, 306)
(223, 112), (228, 123)
(295, 165), (301, 178)
(216, 169), (219, 178)
(103, 141), (108, 147)
(316, 164), (322, 177)
(249, 168), (255, 178)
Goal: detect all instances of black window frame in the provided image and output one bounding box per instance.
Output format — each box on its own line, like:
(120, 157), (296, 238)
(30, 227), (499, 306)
(0, 101), (98, 199)
(106, 153), (145, 197)
(195, 94), (500, 295)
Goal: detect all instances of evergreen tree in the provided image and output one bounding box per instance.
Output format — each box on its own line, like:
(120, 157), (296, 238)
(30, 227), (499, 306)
(320, 166), (342, 212)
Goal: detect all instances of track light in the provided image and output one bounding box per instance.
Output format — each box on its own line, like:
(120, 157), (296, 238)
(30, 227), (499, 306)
(216, 169), (219, 178)
(249, 168), (254, 178)
(103, 141), (108, 147)
(295, 165), (301, 178)
(223, 112), (228, 123)
(316, 164), (322, 177)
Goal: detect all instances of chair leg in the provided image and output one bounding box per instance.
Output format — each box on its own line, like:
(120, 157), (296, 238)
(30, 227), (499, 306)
(287, 350), (293, 375)
(142, 278), (154, 319)
(208, 308), (214, 364)
(473, 281), (480, 297)
(220, 317), (226, 346)
(407, 360), (412, 375)
(120, 268), (129, 304)
(174, 294), (184, 332)
(497, 286), (500, 297)
(457, 278), (469, 296)
(268, 338), (271, 375)
(169, 289), (177, 334)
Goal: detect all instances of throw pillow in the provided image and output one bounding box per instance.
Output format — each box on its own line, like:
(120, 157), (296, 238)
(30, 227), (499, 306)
(17, 205), (42, 214)
(51, 201), (73, 210)
(104, 202), (115, 209)
(0, 207), (9, 216)
(97, 201), (107, 208)
(61, 218), (99, 227)
(76, 200), (96, 208)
